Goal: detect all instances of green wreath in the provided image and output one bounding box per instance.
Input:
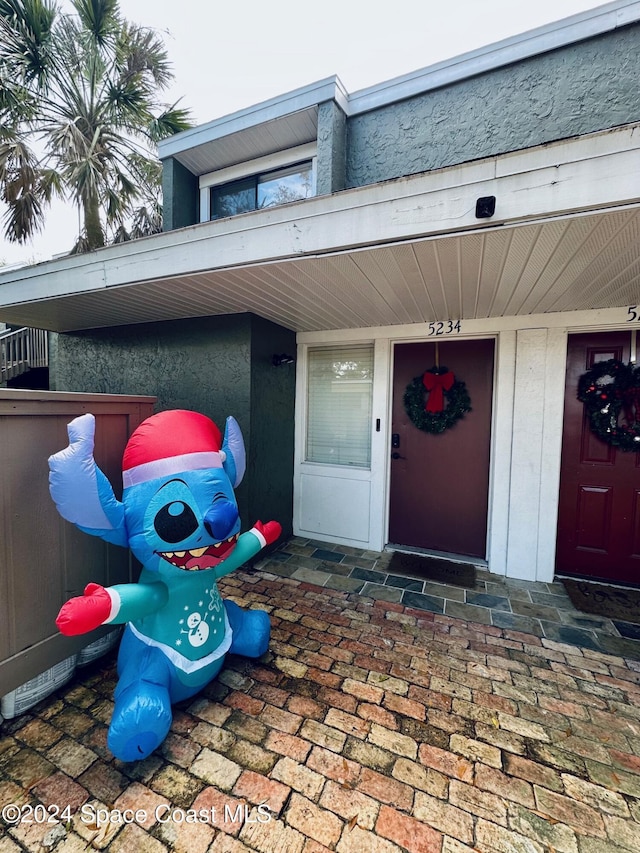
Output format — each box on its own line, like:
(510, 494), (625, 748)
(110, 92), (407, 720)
(577, 358), (640, 452)
(404, 367), (472, 434)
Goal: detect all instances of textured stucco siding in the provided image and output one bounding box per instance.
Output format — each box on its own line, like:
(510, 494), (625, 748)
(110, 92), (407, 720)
(50, 314), (296, 538)
(316, 100), (347, 195)
(162, 157), (199, 231)
(346, 26), (640, 187)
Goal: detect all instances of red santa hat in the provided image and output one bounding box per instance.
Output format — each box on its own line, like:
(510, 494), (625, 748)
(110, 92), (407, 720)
(122, 410), (225, 488)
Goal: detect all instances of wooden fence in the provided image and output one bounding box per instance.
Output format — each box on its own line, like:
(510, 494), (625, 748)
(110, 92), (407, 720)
(0, 390), (156, 695)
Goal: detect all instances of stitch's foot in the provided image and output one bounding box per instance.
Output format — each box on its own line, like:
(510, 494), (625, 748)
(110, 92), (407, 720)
(107, 681), (172, 762)
(225, 600), (271, 658)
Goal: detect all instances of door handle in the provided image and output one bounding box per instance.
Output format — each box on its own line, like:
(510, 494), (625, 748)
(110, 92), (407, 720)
(391, 452), (406, 460)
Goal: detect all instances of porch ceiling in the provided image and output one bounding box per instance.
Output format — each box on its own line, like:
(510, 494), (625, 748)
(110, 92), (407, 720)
(1, 207), (640, 333)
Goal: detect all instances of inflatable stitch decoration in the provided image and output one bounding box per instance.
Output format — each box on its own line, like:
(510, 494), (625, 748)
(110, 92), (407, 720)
(50, 410), (280, 762)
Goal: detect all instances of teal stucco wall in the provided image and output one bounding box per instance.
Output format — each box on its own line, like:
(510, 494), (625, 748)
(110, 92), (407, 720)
(162, 157), (199, 231)
(345, 25), (640, 187)
(316, 100), (347, 196)
(161, 23), (640, 229)
(50, 313), (296, 540)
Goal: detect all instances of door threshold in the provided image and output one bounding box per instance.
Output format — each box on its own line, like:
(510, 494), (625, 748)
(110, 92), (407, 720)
(555, 572), (640, 592)
(386, 543), (487, 568)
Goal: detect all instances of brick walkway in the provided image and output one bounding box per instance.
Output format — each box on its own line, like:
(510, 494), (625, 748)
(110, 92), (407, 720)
(3, 566), (640, 852)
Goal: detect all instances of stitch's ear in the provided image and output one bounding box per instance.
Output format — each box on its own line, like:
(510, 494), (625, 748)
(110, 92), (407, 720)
(49, 413), (128, 547)
(221, 416), (246, 488)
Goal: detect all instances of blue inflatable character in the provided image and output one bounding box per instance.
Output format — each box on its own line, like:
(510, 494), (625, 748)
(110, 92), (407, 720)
(50, 410), (280, 762)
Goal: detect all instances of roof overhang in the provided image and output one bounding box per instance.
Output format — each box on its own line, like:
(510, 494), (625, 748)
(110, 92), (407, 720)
(1, 124), (639, 334)
(157, 0), (640, 178)
(160, 77), (347, 176)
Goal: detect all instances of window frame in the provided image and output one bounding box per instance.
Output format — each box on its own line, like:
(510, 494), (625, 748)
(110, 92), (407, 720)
(199, 143), (317, 222)
(305, 343), (375, 469)
(210, 160), (314, 221)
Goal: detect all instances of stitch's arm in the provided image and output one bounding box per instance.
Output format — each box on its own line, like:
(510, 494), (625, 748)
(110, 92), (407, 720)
(49, 414), (128, 547)
(56, 582), (168, 636)
(214, 521), (281, 580)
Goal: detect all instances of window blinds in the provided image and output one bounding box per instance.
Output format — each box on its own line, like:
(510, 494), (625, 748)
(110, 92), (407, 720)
(306, 345), (374, 467)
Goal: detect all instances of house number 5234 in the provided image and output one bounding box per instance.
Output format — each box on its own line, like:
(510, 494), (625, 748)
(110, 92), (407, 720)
(627, 306), (640, 322)
(428, 320), (462, 336)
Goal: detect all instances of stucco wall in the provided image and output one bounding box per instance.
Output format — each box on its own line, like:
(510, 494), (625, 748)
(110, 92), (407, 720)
(50, 313), (296, 539)
(162, 157), (199, 231)
(247, 319), (296, 533)
(346, 25), (640, 187)
(316, 100), (347, 195)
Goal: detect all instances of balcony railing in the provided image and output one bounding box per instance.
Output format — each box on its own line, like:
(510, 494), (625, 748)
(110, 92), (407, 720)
(0, 327), (49, 382)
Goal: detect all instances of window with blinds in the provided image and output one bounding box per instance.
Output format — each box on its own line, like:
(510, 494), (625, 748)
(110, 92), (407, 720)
(306, 345), (374, 467)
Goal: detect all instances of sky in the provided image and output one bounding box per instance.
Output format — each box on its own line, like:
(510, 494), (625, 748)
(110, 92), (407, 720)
(0, 0), (609, 266)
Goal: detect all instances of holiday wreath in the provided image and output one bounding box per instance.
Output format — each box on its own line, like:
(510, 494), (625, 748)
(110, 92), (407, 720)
(577, 358), (640, 451)
(404, 366), (472, 434)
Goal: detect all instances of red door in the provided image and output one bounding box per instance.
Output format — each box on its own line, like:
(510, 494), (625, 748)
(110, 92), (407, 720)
(388, 339), (494, 558)
(556, 331), (640, 584)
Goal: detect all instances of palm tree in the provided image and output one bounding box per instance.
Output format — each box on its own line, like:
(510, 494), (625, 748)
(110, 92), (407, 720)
(0, 0), (192, 252)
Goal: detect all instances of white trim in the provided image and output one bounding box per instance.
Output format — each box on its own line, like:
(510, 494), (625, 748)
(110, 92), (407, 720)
(371, 339), (392, 552)
(537, 328), (568, 582)
(298, 305), (640, 343)
(294, 338), (383, 547)
(199, 143), (317, 190)
(506, 330), (553, 581)
(200, 187), (210, 223)
(159, 77), (348, 159)
(198, 144), (318, 225)
(486, 330), (516, 578)
(293, 312), (640, 579)
(2, 123), (638, 313)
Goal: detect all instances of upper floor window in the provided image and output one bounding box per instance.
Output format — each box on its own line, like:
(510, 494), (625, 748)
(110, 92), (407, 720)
(210, 161), (313, 220)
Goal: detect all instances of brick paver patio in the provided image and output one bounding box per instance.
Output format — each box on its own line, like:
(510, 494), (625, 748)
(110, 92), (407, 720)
(3, 558), (640, 852)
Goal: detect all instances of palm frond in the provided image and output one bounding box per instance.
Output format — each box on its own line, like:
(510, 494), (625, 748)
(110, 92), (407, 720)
(0, 0), (191, 251)
(71, 0), (118, 47)
(148, 102), (193, 142)
(2, 186), (45, 241)
(0, 0), (57, 87)
(117, 21), (172, 90)
(129, 201), (162, 238)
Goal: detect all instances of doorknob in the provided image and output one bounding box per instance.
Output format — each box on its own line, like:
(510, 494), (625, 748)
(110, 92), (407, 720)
(391, 452), (406, 460)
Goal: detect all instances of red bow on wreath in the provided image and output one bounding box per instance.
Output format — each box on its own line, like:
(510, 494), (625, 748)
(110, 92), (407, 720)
(422, 370), (455, 412)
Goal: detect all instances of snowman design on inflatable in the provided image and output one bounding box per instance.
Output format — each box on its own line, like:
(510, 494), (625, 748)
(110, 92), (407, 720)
(50, 409), (280, 762)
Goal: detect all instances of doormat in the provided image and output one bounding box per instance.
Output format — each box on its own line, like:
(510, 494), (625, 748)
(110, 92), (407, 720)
(561, 578), (640, 624)
(388, 551), (476, 588)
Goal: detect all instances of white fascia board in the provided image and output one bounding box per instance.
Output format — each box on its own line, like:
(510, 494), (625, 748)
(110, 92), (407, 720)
(159, 76), (348, 160)
(1, 124), (638, 307)
(348, 0), (640, 114)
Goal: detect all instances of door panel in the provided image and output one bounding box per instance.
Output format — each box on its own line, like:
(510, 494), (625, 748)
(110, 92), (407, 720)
(575, 486), (611, 551)
(389, 339), (494, 558)
(556, 331), (640, 584)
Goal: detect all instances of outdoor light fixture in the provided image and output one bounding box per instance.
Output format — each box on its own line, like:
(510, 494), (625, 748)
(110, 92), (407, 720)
(475, 196), (496, 218)
(272, 353), (295, 367)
